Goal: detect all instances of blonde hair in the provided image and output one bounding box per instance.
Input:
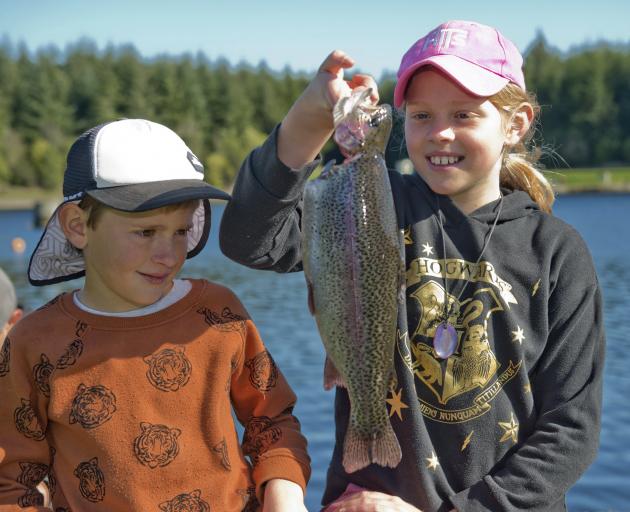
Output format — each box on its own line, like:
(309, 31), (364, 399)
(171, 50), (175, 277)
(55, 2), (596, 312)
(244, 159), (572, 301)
(489, 84), (554, 213)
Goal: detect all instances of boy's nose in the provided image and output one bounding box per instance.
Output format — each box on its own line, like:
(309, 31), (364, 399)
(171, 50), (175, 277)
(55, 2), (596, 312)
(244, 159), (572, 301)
(152, 239), (181, 267)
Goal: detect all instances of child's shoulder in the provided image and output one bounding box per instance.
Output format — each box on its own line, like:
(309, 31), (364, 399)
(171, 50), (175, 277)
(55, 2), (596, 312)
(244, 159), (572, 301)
(6, 291), (73, 354)
(187, 278), (249, 319)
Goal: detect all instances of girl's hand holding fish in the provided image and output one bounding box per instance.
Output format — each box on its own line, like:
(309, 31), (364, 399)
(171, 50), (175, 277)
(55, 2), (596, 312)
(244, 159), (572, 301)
(326, 490), (424, 511)
(278, 50), (379, 169)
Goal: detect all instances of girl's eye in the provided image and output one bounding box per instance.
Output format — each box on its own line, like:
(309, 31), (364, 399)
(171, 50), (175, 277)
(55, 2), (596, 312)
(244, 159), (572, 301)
(410, 112), (429, 120)
(455, 111), (478, 120)
(136, 229), (155, 238)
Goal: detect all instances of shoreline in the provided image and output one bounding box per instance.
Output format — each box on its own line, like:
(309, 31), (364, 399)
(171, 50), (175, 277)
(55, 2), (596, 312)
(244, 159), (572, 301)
(2, 188), (630, 212)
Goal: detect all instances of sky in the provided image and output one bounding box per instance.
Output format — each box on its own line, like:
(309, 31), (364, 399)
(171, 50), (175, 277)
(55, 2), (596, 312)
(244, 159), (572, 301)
(1, 0), (629, 79)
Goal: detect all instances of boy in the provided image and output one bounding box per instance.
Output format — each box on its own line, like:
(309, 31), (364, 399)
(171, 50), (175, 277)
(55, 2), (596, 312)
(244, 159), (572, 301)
(0, 119), (310, 511)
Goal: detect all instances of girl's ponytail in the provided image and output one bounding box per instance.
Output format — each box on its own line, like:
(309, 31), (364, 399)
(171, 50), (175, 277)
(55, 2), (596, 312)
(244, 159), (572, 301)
(501, 151), (555, 214)
(490, 84), (555, 213)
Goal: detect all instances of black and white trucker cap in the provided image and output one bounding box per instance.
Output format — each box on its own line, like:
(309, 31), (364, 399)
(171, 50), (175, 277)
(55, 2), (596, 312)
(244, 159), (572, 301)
(28, 119), (231, 286)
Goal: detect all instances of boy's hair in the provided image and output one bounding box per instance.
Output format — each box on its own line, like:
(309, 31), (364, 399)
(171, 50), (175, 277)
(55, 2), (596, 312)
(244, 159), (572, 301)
(489, 84), (555, 213)
(78, 195), (201, 229)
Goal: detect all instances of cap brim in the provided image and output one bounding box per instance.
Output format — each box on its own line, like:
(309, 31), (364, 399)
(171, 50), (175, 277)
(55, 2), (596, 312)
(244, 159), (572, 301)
(394, 55), (510, 108)
(87, 179), (230, 212)
(28, 197), (213, 286)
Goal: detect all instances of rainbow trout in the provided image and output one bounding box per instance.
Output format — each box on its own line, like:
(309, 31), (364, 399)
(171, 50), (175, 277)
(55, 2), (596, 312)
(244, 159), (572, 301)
(302, 88), (403, 473)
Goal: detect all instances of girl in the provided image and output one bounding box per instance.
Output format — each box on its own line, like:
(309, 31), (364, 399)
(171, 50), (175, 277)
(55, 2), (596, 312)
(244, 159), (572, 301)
(219, 20), (605, 512)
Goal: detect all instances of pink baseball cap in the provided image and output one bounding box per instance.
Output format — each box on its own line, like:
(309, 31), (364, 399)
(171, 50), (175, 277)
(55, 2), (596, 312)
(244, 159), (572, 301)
(394, 20), (525, 108)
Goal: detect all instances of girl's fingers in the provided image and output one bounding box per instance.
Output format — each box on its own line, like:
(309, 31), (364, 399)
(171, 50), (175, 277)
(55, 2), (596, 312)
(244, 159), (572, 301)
(349, 73), (380, 104)
(318, 50), (356, 77)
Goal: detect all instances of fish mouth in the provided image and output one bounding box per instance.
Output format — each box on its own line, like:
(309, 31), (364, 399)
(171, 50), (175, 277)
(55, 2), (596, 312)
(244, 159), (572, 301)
(333, 88), (374, 128)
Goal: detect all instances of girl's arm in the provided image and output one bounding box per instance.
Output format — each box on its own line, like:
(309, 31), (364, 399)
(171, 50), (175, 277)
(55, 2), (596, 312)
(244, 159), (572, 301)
(219, 51), (377, 273)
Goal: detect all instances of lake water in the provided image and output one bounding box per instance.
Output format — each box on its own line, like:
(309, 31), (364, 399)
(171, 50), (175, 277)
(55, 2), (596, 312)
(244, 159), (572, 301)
(1, 193), (629, 511)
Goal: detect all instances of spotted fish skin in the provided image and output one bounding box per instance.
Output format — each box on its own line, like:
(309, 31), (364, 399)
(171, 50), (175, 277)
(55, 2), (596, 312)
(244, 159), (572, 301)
(302, 90), (402, 473)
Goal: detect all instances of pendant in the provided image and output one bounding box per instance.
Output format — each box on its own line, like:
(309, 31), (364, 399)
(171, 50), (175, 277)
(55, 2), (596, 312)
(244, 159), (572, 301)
(433, 323), (458, 359)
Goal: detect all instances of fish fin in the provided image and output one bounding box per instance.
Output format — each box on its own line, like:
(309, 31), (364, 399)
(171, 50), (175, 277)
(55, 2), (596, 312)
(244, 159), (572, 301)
(319, 158), (336, 179)
(306, 279), (315, 316)
(342, 420), (402, 473)
(323, 356), (346, 390)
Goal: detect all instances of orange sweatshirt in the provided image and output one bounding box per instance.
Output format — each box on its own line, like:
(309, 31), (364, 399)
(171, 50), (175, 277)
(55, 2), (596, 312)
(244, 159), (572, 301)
(0, 279), (310, 511)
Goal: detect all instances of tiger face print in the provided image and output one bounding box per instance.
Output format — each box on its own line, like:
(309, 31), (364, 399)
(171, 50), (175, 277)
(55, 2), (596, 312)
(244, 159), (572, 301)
(74, 457), (105, 503)
(158, 489), (210, 512)
(69, 384), (117, 429)
(75, 320), (88, 337)
(17, 461), (49, 486)
(16, 461), (50, 507)
(56, 339), (83, 370)
(244, 350), (278, 393)
(196, 306), (245, 332)
(144, 347), (192, 392)
(242, 416), (282, 466)
(0, 337), (9, 377)
(33, 353), (54, 397)
(133, 422), (181, 468)
(14, 398), (45, 440)
(17, 488), (44, 507)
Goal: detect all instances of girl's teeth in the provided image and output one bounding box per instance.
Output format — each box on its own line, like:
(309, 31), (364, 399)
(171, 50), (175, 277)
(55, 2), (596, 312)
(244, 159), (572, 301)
(430, 156), (459, 165)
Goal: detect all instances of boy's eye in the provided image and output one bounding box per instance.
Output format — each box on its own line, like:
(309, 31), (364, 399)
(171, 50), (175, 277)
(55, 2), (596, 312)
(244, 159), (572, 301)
(411, 112), (430, 120)
(455, 111), (473, 119)
(136, 229), (155, 237)
(176, 227), (192, 236)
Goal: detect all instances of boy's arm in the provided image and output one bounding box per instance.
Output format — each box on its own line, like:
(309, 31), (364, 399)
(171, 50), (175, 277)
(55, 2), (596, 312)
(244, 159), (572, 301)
(262, 478), (307, 512)
(0, 335), (52, 511)
(229, 316), (311, 507)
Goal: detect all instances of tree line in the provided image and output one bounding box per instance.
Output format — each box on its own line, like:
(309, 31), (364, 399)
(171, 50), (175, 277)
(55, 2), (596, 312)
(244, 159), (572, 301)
(0, 35), (628, 191)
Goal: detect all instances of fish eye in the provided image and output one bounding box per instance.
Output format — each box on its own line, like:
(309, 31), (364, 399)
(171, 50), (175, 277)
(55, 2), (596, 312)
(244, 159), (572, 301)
(369, 115), (382, 127)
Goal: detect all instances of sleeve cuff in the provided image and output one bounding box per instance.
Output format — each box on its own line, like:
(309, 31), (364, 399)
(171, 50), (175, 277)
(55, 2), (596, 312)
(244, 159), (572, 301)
(250, 124), (321, 201)
(252, 452), (311, 503)
(449, 477), (500, 511)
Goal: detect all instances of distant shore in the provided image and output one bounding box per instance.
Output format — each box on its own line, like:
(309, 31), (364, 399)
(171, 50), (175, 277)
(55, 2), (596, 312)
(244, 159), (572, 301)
(0, 181), (628, 213)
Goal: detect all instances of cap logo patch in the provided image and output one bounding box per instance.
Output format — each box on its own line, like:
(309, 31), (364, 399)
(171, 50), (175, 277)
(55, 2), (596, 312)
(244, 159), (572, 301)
(187, 150), (204, 175)
(422, 28), (468, 52)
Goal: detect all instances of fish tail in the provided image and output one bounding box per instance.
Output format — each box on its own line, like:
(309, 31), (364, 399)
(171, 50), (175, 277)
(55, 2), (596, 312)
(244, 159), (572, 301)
(342, 421), (402, 473)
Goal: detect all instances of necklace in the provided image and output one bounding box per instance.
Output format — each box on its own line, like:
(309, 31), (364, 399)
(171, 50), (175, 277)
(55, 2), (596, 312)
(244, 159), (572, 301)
(432, 193), (504, 359)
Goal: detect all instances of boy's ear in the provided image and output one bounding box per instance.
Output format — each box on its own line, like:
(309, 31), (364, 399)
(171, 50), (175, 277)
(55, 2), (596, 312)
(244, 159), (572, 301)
(505, 103), (534, 146)
(58, 203), (89, 250)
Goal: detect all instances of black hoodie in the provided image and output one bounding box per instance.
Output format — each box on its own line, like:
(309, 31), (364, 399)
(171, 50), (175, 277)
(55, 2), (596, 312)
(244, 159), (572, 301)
(219, 127), (605, 512)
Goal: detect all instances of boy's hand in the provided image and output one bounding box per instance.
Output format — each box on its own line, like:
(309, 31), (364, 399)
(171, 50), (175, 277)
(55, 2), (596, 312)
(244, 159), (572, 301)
(262, 478), (307, 512)
(326, 489), (423, 512)
(277, 50), (379, 169)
